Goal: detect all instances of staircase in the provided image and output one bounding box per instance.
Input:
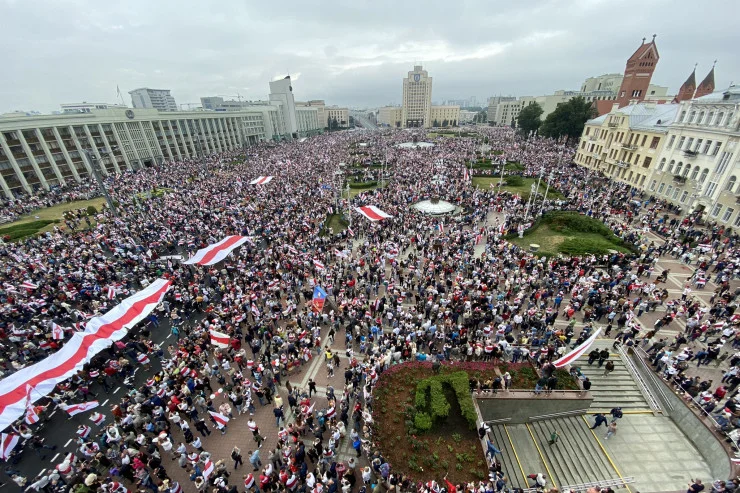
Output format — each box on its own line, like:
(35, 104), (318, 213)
(574, 340), (651, 413)
(528, 416), (620, 488)
(488, 424), (547, 490)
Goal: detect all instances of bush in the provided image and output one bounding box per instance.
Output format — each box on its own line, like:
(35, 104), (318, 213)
(504, 175), (523, 186)
(86, 205), (98, 216)
(558, 237), (617, 256)
(348, 181), (378, 189)
(0, 220), (59, 241)
(544, 211), (611, 236)
(413, 412), (433, 432)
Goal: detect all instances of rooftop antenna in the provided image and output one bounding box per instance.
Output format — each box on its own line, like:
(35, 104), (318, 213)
(652, 34), (657, 42)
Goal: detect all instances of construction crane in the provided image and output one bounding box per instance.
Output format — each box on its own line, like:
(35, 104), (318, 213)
(217, 93), (244, 103)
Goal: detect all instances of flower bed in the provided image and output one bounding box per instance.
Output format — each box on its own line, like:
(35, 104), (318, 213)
(372, 361), (500, 484)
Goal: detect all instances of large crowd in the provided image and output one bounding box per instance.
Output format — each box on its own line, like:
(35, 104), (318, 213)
(0, 126), (739, 493)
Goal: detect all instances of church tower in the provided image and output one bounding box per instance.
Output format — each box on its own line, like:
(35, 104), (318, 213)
(674, 66), (697, 103)
(695, 63), (716, 99)
(615, 35), (660, 108)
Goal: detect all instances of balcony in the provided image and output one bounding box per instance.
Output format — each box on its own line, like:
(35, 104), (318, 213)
(673, 175), (687, 185)
(621, 143), (638, 150)
(683, 149), (698, 158)
(608, 122), (618, 128)
(614, 160), (630, 168)
(588, 135), (598, 141)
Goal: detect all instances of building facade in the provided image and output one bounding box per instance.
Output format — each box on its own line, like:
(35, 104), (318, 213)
(574, 102), (679, 189)
(61, 102), (127, 114)
(615, 36), (659, 108)
(430, 106), (460, 126)
(647, 87), (740, 225)
(402, 65), (433, 128)
(269, 77), (299, 138)
(326, 106), (349, 128)
(0, 106), (287, 198)
(580, 74), (624, 93)
(486, 96), (516, 124)
(128, 88), (178, 112)
(377, 106), (402, 127)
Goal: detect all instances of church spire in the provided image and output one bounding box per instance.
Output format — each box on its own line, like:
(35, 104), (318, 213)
(674, 65), (697, 103)
(695, 61), (716, 99)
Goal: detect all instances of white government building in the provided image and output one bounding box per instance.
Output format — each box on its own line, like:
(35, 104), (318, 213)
(575, 86), (740, 226)
(0, 76), (328, 198)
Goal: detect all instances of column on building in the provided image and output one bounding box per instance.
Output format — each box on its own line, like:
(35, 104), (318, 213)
(0, 132), (32, 194)
(166, 120), (183, 160)
(81, 125), (108, 176)
(96, 124), (122, 174)
(138, 122), (157, 163)
(67, 126), (93, 175)
(157, 120), (175, 161)
(121, 123), (144, 169)
(34, 128), (67, 186)
(109, 124), (134, 171)
(176, 120), (193, 158)
(16, 129), (50, 190)
(51, 127), (82, 182)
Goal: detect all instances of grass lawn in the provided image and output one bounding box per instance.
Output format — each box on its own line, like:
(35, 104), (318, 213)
(324, 213), (348, 235)
(2, 197), (108, 239)
(472, 177), (564, 200)
(508, 211), (633, 257)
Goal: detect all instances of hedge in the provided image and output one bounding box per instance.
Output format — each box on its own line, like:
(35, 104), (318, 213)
(414, 371), (477, 430)
(414, 412), (433, 432)
(348, 181), (378, 189)
(504, 175), (523, 186)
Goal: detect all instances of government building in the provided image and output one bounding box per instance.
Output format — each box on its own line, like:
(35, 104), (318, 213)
(0, 76), (324, 199)
(377, 65), (460, 128)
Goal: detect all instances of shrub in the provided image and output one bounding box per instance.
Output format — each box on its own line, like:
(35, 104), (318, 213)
(505, 175), (523, 186)
(559, 237), (617, 256)
(413, 412), (433, 432)
(0, 220), (59, 241)
(348, 181), (378, 189)
(86, 205), (98, 215)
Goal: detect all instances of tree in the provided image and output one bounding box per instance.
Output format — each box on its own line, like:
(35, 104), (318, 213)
(329, 117), (339, 130)
(442, 119), (449, 127)
(433, 119), (440, 127)
(539, 97), (597, 142)
(516, 102), (543, 137)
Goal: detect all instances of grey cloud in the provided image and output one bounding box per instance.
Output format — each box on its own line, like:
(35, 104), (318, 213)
(0, 0), (737, 113)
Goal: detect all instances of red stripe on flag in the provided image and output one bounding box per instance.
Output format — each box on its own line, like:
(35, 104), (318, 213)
(199, 236), (245, 265)
(0, 281), (171, 417)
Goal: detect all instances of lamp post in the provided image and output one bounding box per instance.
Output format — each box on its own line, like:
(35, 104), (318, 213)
(524, 183), (536, 220)
(81, 148), (118, 218)
(540, 170), (554, 216)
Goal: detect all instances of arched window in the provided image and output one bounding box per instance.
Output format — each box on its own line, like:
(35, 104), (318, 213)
(658, 157), (666, 171)
(689, 111), (697, 123)
(680, 110), (687, 122)
(698, 112), (705, 124)
(668, 160), (675, 174)
(682, 165), (691, 177)
(699, 168), (709, 183)
(690, 166), (700, 180)
(727, 176), (737, 192)
(675, 163), (683, 176)
(727, 112), (735, 127)
(708, 111), (714, 124)
(717, 112), (725, 126)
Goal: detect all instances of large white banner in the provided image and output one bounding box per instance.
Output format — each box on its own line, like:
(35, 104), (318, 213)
(0, 279), (171, 431)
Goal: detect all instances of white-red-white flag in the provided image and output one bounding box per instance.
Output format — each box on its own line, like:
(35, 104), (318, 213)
(356, 205), (392, 221)
(21, 281), (39, 290)
(249, 176), (273, 185)
(61, 400), (99, 416)
(208, 410), (230, 429)
(107, 286), (116, 300)
(313, 259), (325, 270)
(203, 460), (215, 480)
(0, 433), (19, 460)
(24, 385), (39, 425)
(209, 329), (230, 348)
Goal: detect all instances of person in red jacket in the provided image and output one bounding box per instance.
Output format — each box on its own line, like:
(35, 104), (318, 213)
(443, 474), (457, 493)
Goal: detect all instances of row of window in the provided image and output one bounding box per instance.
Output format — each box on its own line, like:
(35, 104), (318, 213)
(650, 179), (740, 225)
(666, 135), (721, 155)
(679, 108), (734, 127)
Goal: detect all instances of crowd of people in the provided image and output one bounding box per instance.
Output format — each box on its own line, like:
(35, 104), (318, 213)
(0, 125), (738, 493)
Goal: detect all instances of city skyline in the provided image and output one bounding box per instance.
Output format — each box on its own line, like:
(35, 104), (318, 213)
(1, 0), (737, 114)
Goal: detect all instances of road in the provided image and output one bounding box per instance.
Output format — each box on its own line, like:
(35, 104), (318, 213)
(352, 112), (378, 130)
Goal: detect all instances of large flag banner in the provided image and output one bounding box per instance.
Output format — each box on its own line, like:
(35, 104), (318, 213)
(553, 328), (602, 368)
(209, 329), (230, 348)
(60, 400), (99, 416)
(356, 206), (392, 222)
(249, 176), (273, 185)
(312, 286), (327, 313)
(0, 279), (170, 431)
(183, 236), (248, 266)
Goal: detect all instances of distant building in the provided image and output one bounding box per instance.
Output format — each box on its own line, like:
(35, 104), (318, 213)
(394, 65), (459, 128)
(326, 106), (349, 128)
(674, 65), (716, 103)
(61, 102), (127, 114)
(129, 88), (178, 112)
(377, 106), (402, 127)
(615, 36), (659, 108)
(200, 97), (224, 111)
(580, 74), (624, 93)
(269, 76), (299, 138)
(459, 110), (477, 124)
(295, 100), (327, 128)
(430, 105), (461, 127)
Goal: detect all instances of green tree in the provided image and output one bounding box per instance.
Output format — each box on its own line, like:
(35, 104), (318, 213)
(539, 96), (597, 142)
(433, 119), (440, 127)
(329, 117), (339, 130)
(516, 102), (543, 137)
(442, 119), (449, 127)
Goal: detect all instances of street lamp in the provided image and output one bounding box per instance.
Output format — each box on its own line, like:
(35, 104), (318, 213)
(81, 148), (118, 218)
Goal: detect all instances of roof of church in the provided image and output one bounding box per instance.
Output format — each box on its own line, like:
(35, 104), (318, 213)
(679, 69), (696, 91)
(698, 67), (715, 89)
(628, 38), (659, 61)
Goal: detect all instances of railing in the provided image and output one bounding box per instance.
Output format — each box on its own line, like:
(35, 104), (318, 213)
(616, 345), (663, 413)
(607, 122), (618, 128)
(614, 160), (630, 168)
(529, 409), (590, 421)
(482, 417), (511, 425)
(683, 149), (698, 157)
(621, 143), (637, 150)
(557, 477), (636, 493)
(632, 346), (674, 411)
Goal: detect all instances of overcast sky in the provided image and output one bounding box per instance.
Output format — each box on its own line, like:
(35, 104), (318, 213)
(1, 0), (737, 114)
